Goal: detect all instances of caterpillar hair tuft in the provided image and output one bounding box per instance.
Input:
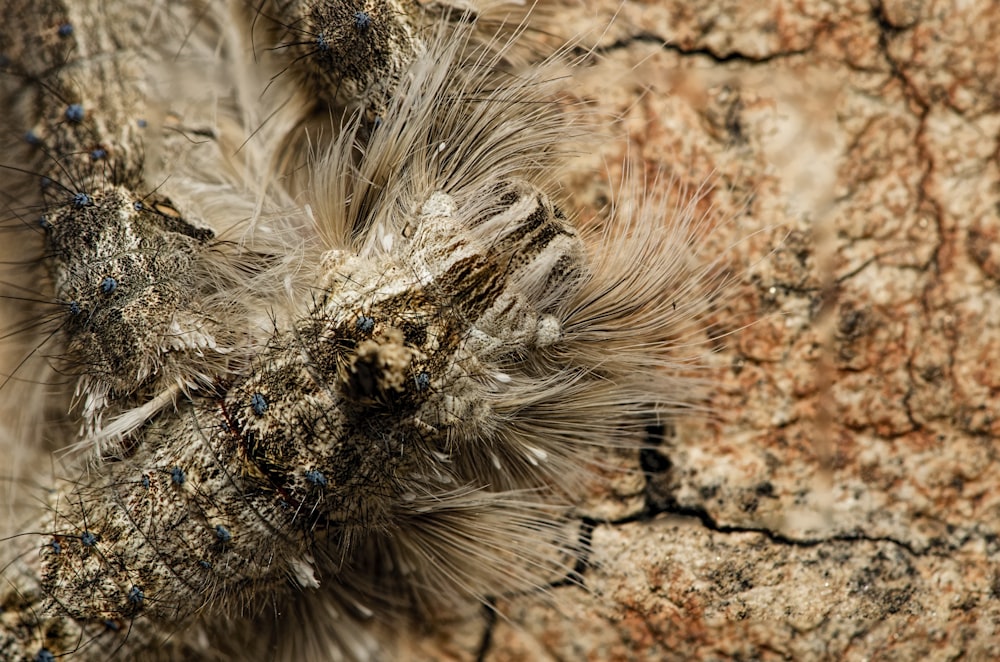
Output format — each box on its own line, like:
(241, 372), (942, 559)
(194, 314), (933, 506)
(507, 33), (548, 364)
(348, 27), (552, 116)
(0, 1), (742, 660)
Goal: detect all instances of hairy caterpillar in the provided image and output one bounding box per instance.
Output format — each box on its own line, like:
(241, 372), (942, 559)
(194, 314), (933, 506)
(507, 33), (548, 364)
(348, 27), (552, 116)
(0, 1), (732, 660)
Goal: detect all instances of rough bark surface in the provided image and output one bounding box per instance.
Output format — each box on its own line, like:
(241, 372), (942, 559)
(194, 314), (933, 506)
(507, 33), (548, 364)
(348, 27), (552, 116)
(453, 1), (1000, 660)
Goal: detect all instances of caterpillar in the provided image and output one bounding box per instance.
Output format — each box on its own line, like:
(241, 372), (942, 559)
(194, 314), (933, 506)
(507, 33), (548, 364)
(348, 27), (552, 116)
(0, 1), (732, 660)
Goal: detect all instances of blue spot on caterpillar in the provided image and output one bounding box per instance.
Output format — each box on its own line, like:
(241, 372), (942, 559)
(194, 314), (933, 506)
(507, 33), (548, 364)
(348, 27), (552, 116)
(354, 11), (372, 33)
(250, 392), (268, 416)
(170, 466), (185, 485)
(127, 585), (144, 607)
(416, 371), (430, 390)
(305, 469), (328, 487)
(64, 103), (84, 123)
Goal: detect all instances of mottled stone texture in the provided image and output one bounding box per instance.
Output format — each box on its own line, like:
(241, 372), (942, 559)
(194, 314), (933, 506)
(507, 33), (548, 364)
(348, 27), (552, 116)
(428, 1), (1000, 659)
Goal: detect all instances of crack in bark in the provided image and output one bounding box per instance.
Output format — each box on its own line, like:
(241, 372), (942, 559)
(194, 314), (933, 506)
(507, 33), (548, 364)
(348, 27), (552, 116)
(474, 598), (497, 662)
(474, 518), (597, 661)
(591, 501), (922, 557)
(574, 31), (813, 64)
(870, 2), (954, 441)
